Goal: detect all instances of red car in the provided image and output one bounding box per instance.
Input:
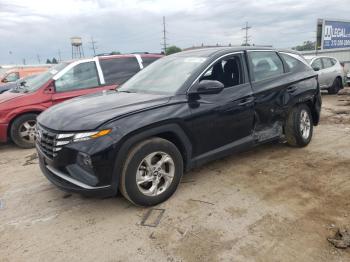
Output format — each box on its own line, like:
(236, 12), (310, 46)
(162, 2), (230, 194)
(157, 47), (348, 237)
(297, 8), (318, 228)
(0, 54), (162, 148)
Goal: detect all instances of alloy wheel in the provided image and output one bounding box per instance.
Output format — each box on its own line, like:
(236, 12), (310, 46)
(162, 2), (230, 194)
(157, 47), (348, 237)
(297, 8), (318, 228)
(300, 110), (311, 140)
(136, 151), (175, 196)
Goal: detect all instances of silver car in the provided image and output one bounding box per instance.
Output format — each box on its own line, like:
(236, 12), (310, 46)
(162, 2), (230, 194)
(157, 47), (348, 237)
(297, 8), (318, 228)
(304, 56), (344, 94)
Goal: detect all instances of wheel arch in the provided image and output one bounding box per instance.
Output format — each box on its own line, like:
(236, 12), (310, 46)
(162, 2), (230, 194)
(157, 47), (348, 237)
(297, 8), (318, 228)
(7, 111), (42, 139)
(111, 123), (193, 192)
(336, 75), (344, 88)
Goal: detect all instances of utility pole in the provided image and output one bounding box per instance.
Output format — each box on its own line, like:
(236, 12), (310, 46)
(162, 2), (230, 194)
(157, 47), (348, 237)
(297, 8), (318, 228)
(58, 49), (62, 62)
(89, 36), (97, 56)
(37, 54), (41, 64)
(22, 58), (26, 65)
(162, 16), (168, 54)
(241, 22), (251, 46)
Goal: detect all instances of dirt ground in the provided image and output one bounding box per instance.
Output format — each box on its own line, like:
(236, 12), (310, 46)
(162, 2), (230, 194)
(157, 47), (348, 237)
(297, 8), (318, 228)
(1, 88), (350, 262)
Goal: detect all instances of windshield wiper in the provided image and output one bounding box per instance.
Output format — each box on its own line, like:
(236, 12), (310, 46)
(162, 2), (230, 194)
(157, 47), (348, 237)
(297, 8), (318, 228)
(118, 90), (134, 93)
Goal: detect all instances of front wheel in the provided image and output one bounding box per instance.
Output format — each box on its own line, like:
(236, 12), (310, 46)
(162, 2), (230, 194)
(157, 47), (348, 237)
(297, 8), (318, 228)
(285, 104), (313, 147)
(119, 137), (183, 206)
(10, 113), (38, 148)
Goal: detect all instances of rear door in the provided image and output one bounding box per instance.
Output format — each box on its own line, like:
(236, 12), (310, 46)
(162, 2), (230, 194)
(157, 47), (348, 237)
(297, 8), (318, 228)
(247, 50), (288, 138)
(322, 57), (336, 87)
(52, 61), (107, 105)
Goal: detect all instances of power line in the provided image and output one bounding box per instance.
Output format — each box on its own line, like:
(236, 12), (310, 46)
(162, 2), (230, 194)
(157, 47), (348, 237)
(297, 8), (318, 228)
(89, 36), (98, 56)
(241, 22), (251, 46)
(162, 16), (168, 53)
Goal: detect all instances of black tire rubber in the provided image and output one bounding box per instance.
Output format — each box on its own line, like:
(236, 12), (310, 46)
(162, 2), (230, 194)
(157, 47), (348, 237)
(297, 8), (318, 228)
(285, 104), (313, 147)
(328, 78), (341, 95)
(10, 113), (38, 149)
(119, 137), (183, 206)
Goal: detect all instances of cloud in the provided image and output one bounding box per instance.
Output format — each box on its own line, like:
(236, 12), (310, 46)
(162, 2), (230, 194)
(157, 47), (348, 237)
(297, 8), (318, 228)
(0, 0), (349, 64)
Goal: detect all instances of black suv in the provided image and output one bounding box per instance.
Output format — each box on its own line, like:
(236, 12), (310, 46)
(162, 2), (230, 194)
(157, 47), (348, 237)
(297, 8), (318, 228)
(36, 47), (321, 206)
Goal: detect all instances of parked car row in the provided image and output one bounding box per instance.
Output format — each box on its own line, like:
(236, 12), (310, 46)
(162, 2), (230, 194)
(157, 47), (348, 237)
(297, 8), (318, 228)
(33, 47), (322, 206)
(0, 54), (162, 148)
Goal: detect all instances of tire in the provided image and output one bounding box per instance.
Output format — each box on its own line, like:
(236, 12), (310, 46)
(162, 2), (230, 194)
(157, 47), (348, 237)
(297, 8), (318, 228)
(119, 137), (183, 206)
(10, 113), (38, 148)
(285, 104), (313, 147)
(328, 78), (341, 94)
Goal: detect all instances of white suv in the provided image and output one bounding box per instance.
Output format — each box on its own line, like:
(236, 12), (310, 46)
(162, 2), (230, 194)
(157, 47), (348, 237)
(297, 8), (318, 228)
(304, 56), (344, 94)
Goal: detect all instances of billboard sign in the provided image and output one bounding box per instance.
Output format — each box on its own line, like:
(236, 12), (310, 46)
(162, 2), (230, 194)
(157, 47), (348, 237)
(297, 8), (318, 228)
(321, 19), (350, 49)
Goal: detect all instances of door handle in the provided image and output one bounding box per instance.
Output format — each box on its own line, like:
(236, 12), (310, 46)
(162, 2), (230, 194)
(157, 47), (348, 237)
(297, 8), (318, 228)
(287, 86), (297, 93)
(238, 97), (254, 106)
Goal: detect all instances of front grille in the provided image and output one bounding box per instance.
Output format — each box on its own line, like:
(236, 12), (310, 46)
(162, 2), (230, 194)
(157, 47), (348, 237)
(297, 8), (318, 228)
(36, 125), (73, 159)
(36, 126), (58, 159)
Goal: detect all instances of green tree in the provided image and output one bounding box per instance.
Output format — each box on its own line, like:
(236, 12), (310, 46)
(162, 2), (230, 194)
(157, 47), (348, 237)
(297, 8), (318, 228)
(46, 58), (51, 64)
(110, 51), (121, 55)
(165, 46), (182, 55)
(292, 41), (316, 51)
(52, 57), (58, 64)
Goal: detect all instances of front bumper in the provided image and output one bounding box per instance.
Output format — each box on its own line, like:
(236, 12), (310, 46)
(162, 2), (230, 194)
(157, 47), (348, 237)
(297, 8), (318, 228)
(0, 123), (8, 143)
(37, 143), (117, 197)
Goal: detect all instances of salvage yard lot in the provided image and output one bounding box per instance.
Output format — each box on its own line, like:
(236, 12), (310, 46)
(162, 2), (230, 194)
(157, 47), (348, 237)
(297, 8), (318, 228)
(1, 89), (350, 262)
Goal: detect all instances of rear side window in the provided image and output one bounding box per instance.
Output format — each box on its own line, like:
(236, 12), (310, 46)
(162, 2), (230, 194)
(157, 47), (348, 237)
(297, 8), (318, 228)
(322, 58), (333, 69)
(248, 51), (284, 81)
(100, 57), (140, 85)
(141, 57), (160, 68)
(279, 53), (309, 73)
(330, 58), (337, 66)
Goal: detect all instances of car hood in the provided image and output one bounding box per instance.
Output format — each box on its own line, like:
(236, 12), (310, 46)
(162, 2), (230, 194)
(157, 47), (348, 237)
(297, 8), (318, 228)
(38, 91), (171, 131)
(0, 90), (26, 103)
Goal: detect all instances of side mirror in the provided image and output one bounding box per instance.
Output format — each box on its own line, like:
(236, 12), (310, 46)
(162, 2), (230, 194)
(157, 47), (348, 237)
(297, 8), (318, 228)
(313, 67), (320, 71)
(2, 78), (8, 83)
(190, 80), (224, 95)
(44, 82), (55, 94)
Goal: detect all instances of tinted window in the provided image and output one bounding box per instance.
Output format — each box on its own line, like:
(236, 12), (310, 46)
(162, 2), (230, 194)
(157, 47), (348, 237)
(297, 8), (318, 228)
(141, 57), (160, 67)
(200, 55), (244, 87)
(322, 58), (333, 69)
(100, 57), (140, 85)
(55, 62), (99, 92)
(280, 53), (309, 73)
(311, 58), (323, 70)
(249, 51), (284, 81)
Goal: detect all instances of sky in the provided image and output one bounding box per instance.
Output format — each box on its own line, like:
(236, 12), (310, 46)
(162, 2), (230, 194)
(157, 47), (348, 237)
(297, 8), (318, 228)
(0, 0), (349, 64)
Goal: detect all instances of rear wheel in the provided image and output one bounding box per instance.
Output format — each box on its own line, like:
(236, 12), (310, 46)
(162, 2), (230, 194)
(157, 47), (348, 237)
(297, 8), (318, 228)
(119, 137), (183, 206)
(328, 78), (341, 94)
(285, 104), (313, 147)
(10, 113), (38, 148)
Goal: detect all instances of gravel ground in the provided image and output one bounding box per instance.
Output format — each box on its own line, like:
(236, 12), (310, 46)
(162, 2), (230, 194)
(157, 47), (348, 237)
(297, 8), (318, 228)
(1, 88), (350, 262)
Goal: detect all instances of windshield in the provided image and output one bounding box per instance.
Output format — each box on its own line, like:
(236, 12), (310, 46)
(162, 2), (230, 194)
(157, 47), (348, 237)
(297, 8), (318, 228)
(119, 55), (207, 94)
(12, 63), (68, 93)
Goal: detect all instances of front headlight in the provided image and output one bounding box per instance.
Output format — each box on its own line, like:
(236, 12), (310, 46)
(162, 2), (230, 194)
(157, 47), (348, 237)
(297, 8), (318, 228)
(56, 129), (112, 144)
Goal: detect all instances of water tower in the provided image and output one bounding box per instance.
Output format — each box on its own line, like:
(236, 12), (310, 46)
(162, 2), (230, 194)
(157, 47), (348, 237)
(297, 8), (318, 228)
(70, 37), (84, 59)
